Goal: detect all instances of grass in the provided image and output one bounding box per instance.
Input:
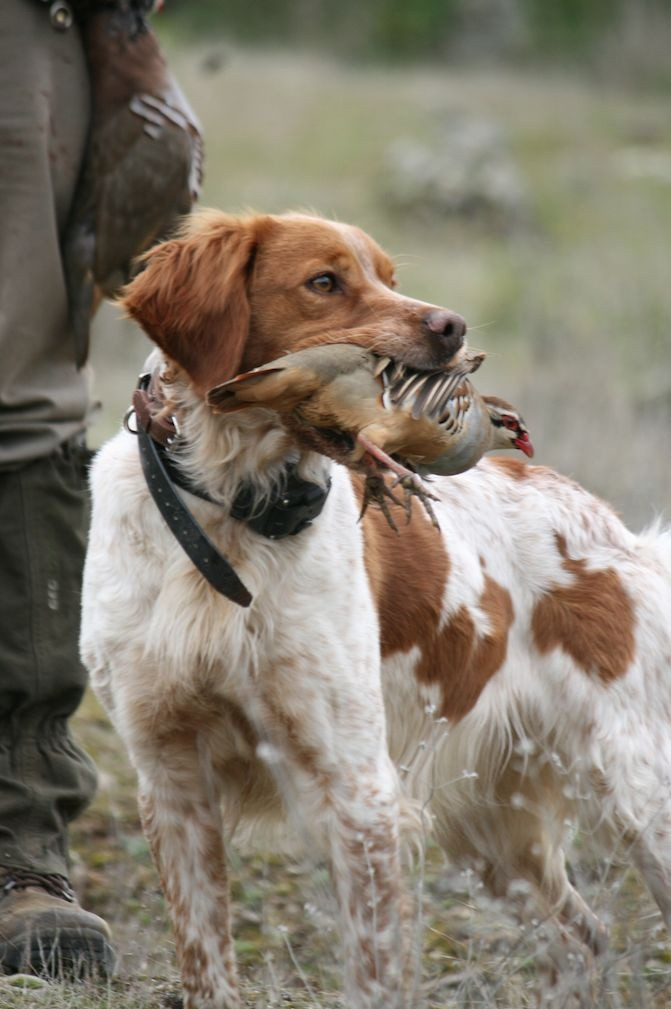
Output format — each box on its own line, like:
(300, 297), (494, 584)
(32, 42), (671, 1009)
(7, 687), (671, 1008)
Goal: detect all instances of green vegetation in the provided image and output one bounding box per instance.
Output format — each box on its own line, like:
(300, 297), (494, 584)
(159, 0), (671, 80)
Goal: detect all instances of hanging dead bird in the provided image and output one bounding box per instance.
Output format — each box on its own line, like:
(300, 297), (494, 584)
(63, 0), (204, 367)
(207, 343), (533, 529)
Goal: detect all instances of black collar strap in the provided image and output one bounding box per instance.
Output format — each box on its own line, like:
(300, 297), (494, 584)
(147, 433), (218, 504)
(136, 425), (332, 540)
(136, 420), (253, 607)
(131, 371), (332, 540)
(130, 374), (332, 604)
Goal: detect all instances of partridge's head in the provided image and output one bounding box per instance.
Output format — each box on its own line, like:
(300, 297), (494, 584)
(484, 396), (534, 458)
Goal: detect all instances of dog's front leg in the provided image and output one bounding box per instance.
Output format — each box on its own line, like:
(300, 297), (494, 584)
(326, 762), (405, 1009)
(137, 747), (239, 1009)
(255, 677), (406, 1009)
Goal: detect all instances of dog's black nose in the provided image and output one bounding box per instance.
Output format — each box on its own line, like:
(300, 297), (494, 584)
(424, 309), (467, 358)
(424, 309), (467, 340)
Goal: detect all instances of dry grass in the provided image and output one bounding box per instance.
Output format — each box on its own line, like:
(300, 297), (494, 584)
(3, 690), (671, 1008)
(27, 43), (671, 1009)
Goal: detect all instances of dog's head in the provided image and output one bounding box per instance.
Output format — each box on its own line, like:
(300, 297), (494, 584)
(122, 209), (467, 394)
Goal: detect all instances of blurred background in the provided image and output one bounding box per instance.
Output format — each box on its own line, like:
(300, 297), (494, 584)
(57, 5), (671, 1007)
(88, 0), (671, 529)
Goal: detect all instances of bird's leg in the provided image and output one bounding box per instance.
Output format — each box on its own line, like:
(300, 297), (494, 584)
(356, 433), (440, 530)
(359, 458), (402, 533)
(357, 432), (418, 483)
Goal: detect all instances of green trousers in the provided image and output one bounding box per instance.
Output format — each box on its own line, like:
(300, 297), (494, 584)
(0, 443), (97, 877)
(0, 1), (95, 878)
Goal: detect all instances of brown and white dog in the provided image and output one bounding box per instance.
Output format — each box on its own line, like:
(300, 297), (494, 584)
(80, 210), (671, 1009)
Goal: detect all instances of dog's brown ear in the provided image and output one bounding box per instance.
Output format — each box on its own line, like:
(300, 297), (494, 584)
(122, 214), (260, 393)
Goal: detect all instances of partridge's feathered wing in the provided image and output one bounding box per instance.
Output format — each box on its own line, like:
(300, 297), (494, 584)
(63, 0), (204, 366)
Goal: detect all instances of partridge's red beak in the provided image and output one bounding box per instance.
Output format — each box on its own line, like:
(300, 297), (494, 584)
(515, 433), (534, 458)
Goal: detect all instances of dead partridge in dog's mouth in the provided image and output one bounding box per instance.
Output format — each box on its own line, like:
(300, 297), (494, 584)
(207, 344), (533, 530)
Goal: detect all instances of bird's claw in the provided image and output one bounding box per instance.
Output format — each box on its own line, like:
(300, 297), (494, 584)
(359, 474), (402, 532)
(391, 474), (440, 530)
(360, 468), (440, 532)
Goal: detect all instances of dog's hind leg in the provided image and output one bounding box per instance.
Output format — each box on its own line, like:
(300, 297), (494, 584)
(578, 701), (671, 936)
(429, 751), (606, 1007)
(592, 759), (671, 934)
(630, 834), (671, 932)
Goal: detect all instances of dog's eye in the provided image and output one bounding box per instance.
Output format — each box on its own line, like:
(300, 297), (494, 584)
(307, 273), (339, 294)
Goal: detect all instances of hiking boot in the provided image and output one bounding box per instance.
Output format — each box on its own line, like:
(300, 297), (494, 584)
(0, 868), (116, 979)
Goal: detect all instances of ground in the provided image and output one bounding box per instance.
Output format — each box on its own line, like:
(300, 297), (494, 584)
(2, 690), (671, 1008)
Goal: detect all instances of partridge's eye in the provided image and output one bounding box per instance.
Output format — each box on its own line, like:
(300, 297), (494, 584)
(307, 272), (339, 294)
(502, 415), (518, 430)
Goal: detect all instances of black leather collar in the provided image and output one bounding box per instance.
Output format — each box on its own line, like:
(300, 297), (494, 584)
(136, 420), (253, 607)
(128, 373), (332, 605)
(150, 433), (332, 539)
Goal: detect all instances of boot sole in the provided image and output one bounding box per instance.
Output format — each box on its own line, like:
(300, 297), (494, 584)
(0, 926), (116, 979)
